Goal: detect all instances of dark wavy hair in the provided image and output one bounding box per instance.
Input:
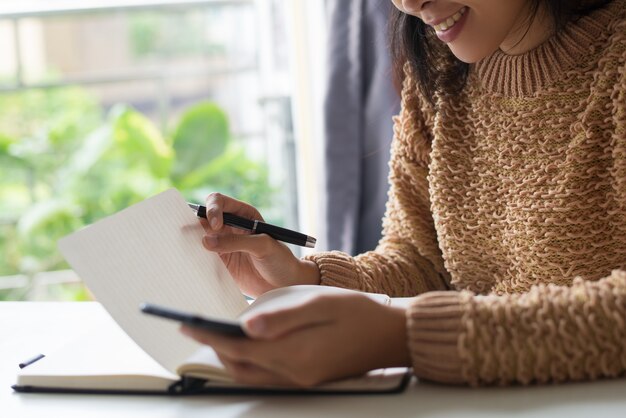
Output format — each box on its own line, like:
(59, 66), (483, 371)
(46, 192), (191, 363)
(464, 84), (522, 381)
(389, 0), (613, 105)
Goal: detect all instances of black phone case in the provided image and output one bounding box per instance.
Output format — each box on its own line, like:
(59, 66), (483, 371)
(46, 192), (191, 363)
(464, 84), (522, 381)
(140, 303), (246, 337)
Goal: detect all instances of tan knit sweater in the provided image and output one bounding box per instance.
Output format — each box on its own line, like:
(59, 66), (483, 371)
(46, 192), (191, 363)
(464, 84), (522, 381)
(307, 0), (626, 385)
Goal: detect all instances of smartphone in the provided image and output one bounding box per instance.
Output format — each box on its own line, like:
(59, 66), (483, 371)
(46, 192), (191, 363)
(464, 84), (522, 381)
(140, 302), (246, 338)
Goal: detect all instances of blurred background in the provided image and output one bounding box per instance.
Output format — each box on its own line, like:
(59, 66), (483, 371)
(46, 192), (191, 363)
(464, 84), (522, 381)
(0, 0), (327, 301)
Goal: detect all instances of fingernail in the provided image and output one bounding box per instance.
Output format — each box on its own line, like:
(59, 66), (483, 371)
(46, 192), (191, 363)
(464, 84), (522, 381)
(210, 217), (219, 229)
(245, 317), (265, 337)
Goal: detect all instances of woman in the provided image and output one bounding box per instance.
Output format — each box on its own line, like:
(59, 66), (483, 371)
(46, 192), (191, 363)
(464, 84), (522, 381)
(181, 0), (626, 387)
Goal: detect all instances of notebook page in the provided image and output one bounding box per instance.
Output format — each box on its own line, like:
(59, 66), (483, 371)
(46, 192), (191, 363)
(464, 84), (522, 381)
(58, 188), (249, 374)
(17, 319), (179, 391)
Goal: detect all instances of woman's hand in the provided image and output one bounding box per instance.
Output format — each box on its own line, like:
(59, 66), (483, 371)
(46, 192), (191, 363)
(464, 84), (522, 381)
(180, 293), (411, 387)
(201, 193), (320, 297)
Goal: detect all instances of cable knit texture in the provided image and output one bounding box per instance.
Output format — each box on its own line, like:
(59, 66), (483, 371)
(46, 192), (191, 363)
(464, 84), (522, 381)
(306, 0), (626, 385)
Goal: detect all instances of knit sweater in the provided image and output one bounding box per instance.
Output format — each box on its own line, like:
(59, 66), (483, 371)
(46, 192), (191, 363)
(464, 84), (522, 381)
(307, 0), (626, 385)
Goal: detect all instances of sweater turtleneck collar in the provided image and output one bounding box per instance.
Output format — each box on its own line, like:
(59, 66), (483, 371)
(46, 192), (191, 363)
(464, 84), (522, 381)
(474, 0), (625, 96)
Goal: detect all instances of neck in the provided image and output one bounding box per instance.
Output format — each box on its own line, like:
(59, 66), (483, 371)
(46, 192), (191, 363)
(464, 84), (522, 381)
(500, 3), (553, 55)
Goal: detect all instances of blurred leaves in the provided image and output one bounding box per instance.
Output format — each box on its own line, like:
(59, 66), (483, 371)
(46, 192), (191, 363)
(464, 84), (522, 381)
(172, 102), (229, 180)
(0, 88), (276, 300)
(113, 105), (173, 177)
(16, 199), (82, 274)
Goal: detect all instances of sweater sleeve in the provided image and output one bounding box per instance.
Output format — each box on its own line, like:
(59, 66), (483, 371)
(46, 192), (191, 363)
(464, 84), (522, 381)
(408, 62), (626, 386)
(305, 73), (450, 297)
(407, 270), (626, 385)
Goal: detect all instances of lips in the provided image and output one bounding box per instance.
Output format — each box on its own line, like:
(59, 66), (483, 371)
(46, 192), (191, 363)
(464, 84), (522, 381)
(430, 6), (469, 44)
(428, 6), (467, 32)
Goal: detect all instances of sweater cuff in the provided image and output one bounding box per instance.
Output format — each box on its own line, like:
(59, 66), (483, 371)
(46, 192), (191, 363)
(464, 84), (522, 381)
(303, 251), (362, 290)
(407, 291), (467, 384)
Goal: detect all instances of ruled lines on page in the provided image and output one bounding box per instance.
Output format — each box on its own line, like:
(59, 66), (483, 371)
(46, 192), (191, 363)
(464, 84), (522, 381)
(58, 189), (248, 373)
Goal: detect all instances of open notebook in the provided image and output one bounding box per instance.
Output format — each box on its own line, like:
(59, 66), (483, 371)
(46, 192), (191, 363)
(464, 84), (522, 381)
(13, 189), (410, 395)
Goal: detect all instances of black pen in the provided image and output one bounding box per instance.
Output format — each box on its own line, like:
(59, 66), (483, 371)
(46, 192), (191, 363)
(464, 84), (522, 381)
(19, 353), (45, 369)
(188, 203), (316, 248)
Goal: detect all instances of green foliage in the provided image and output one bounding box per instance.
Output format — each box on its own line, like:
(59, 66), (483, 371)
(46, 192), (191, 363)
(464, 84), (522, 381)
(129, 12), (224, 58)
(130, 14), (160, 56)
(112, 105), (173, 178)
(0, 88), (275, 301)
(172, 102), (228, 180)
(16, 200), (82, 273)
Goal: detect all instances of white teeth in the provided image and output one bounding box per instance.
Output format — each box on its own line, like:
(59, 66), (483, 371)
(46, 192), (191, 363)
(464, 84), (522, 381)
(433, 6), (466, 32)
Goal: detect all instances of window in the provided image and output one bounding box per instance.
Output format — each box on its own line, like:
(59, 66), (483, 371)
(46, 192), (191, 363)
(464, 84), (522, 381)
(0, 0), (321, 301)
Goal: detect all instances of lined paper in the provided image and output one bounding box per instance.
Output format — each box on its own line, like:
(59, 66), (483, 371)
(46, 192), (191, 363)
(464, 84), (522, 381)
(58, 189), (248, 373)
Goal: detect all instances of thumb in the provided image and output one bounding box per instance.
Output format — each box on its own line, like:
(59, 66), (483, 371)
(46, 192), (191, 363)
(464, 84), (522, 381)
(241, 296), (335, 340)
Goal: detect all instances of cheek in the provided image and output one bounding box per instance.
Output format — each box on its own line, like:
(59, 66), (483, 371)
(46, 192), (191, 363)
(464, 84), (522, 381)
(394, 0), (420, 15)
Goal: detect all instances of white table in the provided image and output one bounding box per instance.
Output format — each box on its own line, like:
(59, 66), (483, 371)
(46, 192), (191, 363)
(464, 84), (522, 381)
(1, 302), (625, 418)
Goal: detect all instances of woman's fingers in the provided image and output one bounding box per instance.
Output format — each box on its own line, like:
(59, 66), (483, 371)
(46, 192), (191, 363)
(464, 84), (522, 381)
(179, 295), (391, 387)
(204, 192), (263, 231)
(181, 324), (322, 387)
(181, 326), (268, 365)
(216, 353), (294, 387)
(202, 233), (280, 258)
(181, 297), (336, 345)
(242, 296), (336, 340)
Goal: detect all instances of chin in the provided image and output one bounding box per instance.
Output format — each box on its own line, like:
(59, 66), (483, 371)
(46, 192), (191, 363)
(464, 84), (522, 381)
(448, 44), (498, 64)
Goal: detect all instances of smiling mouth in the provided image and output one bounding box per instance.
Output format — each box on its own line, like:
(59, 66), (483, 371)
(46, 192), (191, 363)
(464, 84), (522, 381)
(432, 6), (467, 32)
